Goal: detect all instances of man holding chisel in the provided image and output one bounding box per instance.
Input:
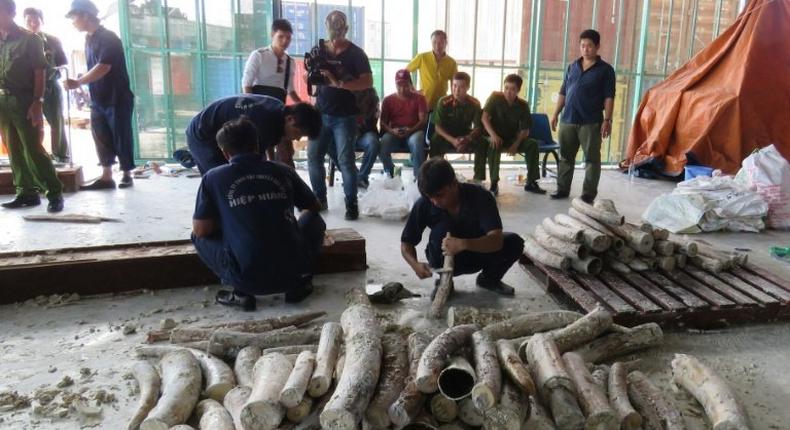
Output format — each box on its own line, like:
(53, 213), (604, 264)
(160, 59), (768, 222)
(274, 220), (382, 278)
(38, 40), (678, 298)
(400, 158), (524, 297)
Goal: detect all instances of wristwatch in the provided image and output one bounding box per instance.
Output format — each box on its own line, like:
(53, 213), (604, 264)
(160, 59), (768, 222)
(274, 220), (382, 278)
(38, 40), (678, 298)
(37, 97), (45, 103)
(604, 118), (612, 123)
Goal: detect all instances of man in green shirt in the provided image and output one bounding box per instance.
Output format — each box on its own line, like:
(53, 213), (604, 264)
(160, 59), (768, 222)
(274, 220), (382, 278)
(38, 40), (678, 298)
(430, 71), (487, 182)
(24, 7), (69, 162)
(481, 74), (545, 196)
(0, 0), (64, 212)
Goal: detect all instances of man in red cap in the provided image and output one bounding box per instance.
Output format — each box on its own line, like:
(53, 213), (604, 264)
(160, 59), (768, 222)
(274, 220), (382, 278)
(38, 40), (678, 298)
(379, 69), (428, 178)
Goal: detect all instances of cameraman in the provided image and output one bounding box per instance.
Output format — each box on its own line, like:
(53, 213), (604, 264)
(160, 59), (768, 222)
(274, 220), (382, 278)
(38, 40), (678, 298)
(307, 10), (373, 220)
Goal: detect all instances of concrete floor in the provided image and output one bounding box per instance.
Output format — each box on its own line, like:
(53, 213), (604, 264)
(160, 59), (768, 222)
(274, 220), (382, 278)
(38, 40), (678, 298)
(0, 167), (789, 429)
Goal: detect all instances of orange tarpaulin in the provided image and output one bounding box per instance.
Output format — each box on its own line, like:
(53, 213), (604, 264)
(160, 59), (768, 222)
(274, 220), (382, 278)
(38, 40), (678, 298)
(622, 0), (790, 176)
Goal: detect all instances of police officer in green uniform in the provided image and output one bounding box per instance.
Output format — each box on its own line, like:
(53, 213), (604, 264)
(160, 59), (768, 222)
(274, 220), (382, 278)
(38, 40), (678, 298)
(0, 0), (64, 212)
(429, 71), (487, 183)
(481, 74), (545, 196)
(24, 7), (70, 162)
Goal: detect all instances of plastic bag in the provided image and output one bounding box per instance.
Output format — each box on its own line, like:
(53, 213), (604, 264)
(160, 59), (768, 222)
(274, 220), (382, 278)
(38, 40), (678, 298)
(642, 174), (768, 233)
(735, 144), (790, 230)
(359, 175), (411, 220)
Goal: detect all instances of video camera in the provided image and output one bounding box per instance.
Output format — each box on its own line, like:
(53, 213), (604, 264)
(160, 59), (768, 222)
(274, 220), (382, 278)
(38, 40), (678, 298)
(304, 39), (330, 96)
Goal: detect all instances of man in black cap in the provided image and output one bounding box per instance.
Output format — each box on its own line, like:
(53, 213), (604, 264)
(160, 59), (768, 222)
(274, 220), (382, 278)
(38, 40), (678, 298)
(64, 0), (136, 190)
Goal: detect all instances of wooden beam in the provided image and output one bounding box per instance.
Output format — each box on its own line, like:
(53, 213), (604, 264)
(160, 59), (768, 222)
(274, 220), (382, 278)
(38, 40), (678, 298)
(0, 229), (365, 304)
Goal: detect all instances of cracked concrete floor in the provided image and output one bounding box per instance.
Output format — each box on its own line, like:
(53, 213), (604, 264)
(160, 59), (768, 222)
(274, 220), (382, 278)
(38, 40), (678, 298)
(1, 169), (788, 429)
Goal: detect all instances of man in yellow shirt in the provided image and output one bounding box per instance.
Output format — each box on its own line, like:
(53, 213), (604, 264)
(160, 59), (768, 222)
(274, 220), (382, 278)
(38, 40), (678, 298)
(406, 30), (458, 111)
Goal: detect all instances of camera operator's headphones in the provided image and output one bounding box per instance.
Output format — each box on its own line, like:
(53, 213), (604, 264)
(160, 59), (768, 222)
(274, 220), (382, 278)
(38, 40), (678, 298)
(325, 11), (348, 39)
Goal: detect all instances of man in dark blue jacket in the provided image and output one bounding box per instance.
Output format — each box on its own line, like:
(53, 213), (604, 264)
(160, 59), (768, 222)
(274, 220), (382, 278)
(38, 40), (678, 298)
(192, 117), (325, 311)
(186, 95), (320, 174)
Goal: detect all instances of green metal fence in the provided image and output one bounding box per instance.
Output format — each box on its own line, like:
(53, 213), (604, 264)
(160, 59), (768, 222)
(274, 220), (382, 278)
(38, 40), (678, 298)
(119, 0), (742, 163)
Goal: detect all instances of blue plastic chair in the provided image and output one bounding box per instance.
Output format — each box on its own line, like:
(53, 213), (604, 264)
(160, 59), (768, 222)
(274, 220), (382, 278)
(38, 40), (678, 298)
(529, 113), (560, 177)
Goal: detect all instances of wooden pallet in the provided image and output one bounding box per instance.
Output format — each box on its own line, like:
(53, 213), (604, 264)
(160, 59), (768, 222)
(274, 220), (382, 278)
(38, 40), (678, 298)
(520, 255), (790, 328)
(0, 228), (366, 304)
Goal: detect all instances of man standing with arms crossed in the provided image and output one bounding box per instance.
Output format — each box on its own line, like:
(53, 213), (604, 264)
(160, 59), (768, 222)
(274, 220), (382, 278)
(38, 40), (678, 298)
(64, 0), (136, 190)
(550, 29), (615, 204)
(0, 0), (64, 212)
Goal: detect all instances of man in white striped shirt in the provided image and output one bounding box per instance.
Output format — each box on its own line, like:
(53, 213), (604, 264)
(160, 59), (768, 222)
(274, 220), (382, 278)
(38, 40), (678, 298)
(242, 19), (302, 166)
(242, 19), (301, 104)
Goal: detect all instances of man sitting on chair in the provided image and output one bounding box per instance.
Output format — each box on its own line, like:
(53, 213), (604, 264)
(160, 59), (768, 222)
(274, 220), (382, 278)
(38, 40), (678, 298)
(192, 117), (326, 311)
(400, 158), (524, 297)
(379, 69), (427, 178)
(429, 72), (487, 183)
(481, 74), (545, 196)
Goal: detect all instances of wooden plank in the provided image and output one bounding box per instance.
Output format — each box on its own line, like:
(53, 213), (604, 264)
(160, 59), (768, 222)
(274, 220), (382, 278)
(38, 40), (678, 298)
(712, 271), (780, 305)
(661, 270), (736, 308)
(683, 266), (759, 305)
(0, 229), (366, 304)
(598, 271), (662, 313)
(743, 264), (790, 293)
(543, 267), (603, 313)
(573, 273), (636, 314)
(729, 267), (790, 303)
(0, 165), (84, 194)
(519, 256), (601, 313)
(621, 272), (686, 311)
(642, 271), (710, 309)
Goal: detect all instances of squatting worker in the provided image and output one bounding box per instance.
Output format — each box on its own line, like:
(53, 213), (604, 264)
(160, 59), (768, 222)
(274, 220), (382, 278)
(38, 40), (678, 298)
(186, 95), (321, 174)
(23, 7), (70, 163)
(192, 117), (326, 311)
(64, 0), (136, 190)
(401, 158), (525, 298)
(550, 29), (615, 204)
(0, 0), (64, 213)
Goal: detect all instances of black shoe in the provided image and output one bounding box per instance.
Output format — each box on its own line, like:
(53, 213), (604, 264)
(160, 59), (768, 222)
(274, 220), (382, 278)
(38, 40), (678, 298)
(550, 191), (569, 200)
(119, 174), (134, 189)
(580, 194), (595, 204)
(489, 181), (499, 196)
(215, 289), (256, 311)
(81, 179), (116, 191)
(345, 202), (359, 220)
(476, 273), (515, 296)
(430, 277), (455, 301)
(47, 197), (64, 213)
(285, 281), (314, 303)
(357, 178), (369, 189)
(524, 181), (547, 194)
(318, 197), (328, 212)
(1, 194), (41, 209)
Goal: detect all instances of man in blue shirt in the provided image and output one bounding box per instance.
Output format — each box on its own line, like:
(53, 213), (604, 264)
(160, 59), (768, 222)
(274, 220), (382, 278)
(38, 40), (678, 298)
(401, 158), (524, 297)
(185, 95), (321, 174)
(64, 0), (136, 190)
(550, 29), (616, 204)
(192, 117), (326, 311)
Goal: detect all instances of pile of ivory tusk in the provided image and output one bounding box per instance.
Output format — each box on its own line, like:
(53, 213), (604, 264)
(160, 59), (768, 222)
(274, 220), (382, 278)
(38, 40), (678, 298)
(127, 295), (749, 429)
(525, 198), (748, 274)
